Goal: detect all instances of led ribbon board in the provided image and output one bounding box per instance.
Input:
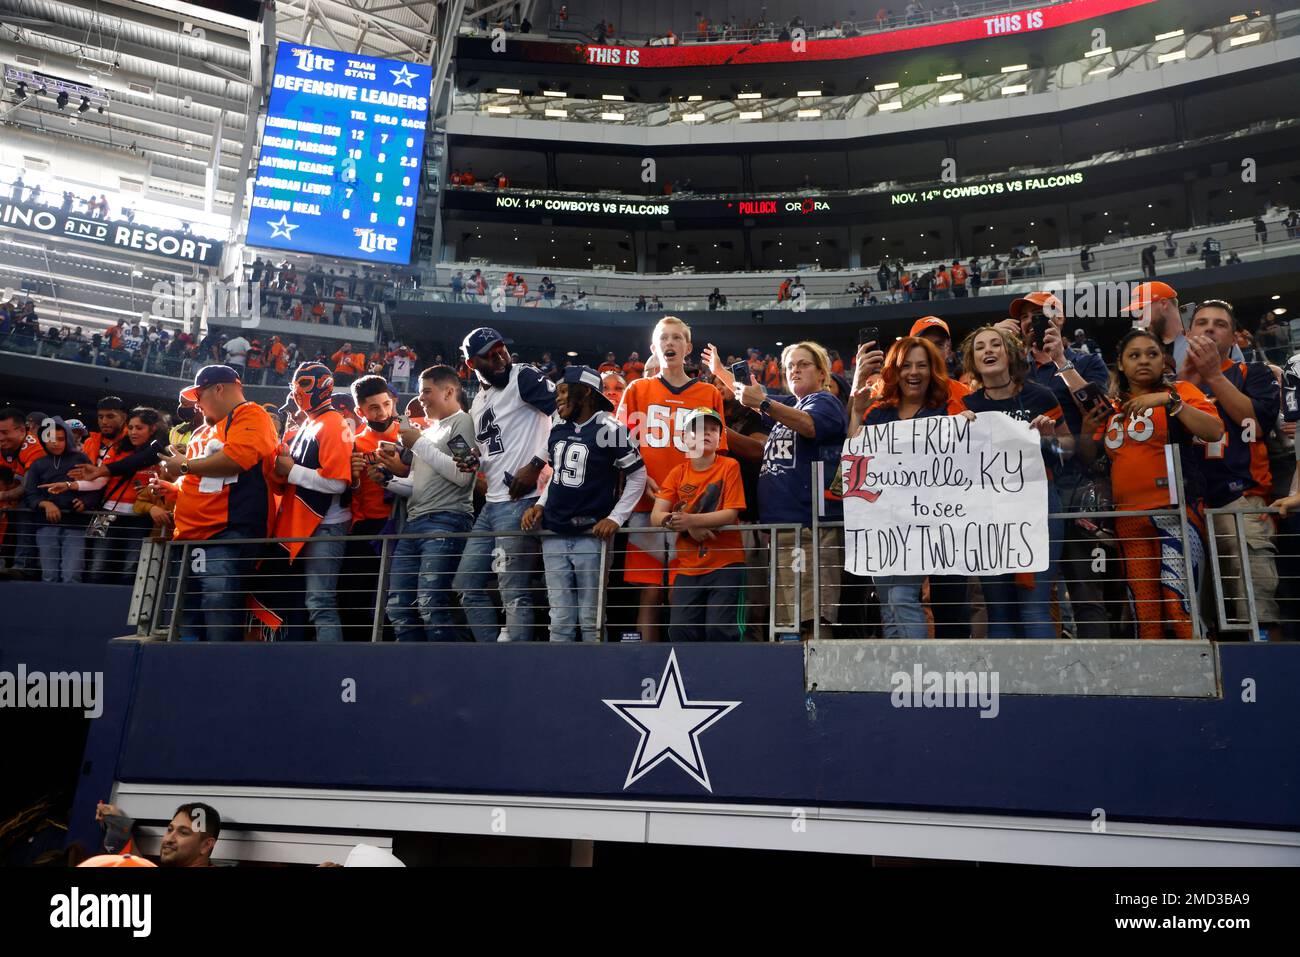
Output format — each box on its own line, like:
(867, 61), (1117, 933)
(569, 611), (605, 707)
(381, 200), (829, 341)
(247, 43), (431, 264)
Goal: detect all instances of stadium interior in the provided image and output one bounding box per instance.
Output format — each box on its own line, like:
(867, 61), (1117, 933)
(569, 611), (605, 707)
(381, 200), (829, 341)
(0, 0), (1298, 880)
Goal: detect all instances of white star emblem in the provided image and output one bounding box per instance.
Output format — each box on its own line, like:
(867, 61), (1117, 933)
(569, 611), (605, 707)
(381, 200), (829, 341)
(390, 64), (417, 87)
(266, 215), (298, 240)
(603, 649), (740, 792)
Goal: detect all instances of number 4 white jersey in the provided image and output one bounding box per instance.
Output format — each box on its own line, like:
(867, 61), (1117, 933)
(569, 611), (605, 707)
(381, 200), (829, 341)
(469, 364), (557, 503)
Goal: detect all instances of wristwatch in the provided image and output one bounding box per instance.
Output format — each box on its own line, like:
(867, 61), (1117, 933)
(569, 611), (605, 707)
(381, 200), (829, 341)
(759, 397), (773, 414)
(179, 460), (190, 476)
(1166, 389), (1184, 417)
(1054, 359), (1075, 375)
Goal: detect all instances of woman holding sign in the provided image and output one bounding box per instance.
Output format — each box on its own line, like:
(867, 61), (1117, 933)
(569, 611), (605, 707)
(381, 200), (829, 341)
(1077, 329), (1223, 639)
(960, 326), (1072, 639)
(850, 336), (973, 639)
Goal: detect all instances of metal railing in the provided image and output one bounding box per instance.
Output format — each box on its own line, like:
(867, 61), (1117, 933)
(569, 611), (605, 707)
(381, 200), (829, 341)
(0, 506), (156, 585)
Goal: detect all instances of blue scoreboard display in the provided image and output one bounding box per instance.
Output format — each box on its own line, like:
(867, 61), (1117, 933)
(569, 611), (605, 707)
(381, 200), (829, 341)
(246, 43), (431, 264)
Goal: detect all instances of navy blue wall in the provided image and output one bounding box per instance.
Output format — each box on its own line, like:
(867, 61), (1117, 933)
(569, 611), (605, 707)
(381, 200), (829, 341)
(71, 640), (1300, 853)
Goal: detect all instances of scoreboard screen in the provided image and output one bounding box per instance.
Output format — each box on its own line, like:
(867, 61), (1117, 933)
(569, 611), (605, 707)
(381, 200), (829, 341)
(246, 43), (431, 265)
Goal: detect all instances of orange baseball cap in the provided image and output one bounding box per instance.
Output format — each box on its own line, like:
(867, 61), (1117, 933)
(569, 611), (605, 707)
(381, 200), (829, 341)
(1009, 291), (1065, 321)
(78, 853), (158, 867)
(1121, 280), (1177, 314)
(909, 316), (950, 337)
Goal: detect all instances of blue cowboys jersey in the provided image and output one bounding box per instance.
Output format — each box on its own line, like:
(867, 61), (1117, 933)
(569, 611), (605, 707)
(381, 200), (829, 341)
(542, 412), (643, 534)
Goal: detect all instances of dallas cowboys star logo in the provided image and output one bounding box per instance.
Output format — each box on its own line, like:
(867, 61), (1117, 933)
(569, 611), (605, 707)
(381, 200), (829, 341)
(603, 649), (740, 792)
(390, 64), (417, 87)
(266, 214), (298, 240)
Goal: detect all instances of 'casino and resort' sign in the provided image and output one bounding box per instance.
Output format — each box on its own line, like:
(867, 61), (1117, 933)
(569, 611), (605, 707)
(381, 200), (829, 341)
(0, 200), (224, 266)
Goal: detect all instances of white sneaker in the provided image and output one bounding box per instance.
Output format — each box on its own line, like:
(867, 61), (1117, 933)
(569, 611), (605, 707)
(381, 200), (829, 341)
(496, 627), (511, 643)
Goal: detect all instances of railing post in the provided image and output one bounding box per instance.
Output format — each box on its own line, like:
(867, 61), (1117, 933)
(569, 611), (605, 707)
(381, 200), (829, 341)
(166, 541), (189, 642)
(1234, 510), (1263, 641)
(811, 462), (821, 642)
(767, 525), (779, 642)
(1170, 454), (1203, 641)
(370, 535), (394, 643)
(595, 533), (609, 641)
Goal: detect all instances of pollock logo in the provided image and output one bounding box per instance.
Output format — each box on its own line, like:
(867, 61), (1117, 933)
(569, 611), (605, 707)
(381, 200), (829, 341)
(890, 664), (1000, 718)
(50, 888), (151, 937)
(0, 665), (102, 718)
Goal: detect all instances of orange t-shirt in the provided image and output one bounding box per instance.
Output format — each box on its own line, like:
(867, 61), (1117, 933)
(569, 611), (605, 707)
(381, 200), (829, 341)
(1097, 381), (1217, 510)
(598, 361), (621, 375)
(950, 264), (968, 285)
(172, 403), (279, 541)
(933, 271), (950, 290)
(618, 374), (728, 512)
(622, 360), (644, 380)
(351, 421), (401, 521)
(657, 455), (746, 577)
(269, 342), (287, 374)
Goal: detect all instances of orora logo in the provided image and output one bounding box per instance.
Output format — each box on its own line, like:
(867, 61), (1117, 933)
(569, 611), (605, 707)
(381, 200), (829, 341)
(787, 200), (830, 213)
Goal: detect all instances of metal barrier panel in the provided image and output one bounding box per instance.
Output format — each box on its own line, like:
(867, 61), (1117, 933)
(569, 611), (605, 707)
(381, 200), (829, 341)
(1204, 504), (1292, 642)
(0, 506), (154, 586)
(141, 522), (803, 644)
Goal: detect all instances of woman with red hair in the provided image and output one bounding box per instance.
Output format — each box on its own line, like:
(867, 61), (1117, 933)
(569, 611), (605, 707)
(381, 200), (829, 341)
(848, 337), (972, 637)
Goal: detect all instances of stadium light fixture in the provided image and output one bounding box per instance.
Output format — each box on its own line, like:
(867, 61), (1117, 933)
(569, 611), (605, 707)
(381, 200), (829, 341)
(600, 111), (624, 120)
(602, 93), (625, 101)
(682, 112), (705, 121)
(1001, 64), (1028, 73)
(1088, 65), (1114, 75)
(797, 109), (821, 118)
(487, 105), (511, 114)
(1272, 294), (1281, 300)
(1155, 29), (1184, 41)
(874, 81), (899, 91)
(1229, 32), (1260, 45)
(1001, 84), (1028, 95)
(687, 94), (703, 101)
(878, 101), (903, 111)
(738, 110), (762, 119)
(496, 87), (521, 94)
(1084, 47), (1112, 57)
(1157, 50), (1186, 63)
(1275, 307), (1287, 315)
(938, 92), (964, 103)
(936, 73), (962, 82)
(544, 108), (566, 118)
(737, 92), (761, 99)
(542, 90), (566, 97)
(797, 89), (821, 97)
(1229, 14), (1248, 22)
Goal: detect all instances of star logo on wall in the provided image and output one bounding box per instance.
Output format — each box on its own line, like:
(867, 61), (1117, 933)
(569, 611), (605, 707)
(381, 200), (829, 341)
(603, 649), (740, 792)
(266, 215), (298, 240)
(390, 64), (417, 87)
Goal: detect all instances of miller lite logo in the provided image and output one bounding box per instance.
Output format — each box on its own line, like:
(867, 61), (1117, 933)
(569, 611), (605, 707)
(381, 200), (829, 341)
(355, 228), (398, 253)
(293, 48), (335, 73)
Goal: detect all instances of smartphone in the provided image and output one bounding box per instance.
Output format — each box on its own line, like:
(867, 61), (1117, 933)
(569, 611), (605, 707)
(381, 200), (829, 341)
(858, 326), (880, 346)
(1072, 381), (1112, 417)
(377, 441), (398, 455)
(447, 433), (473, 462)
(730, 361), (750, 384)
(1030, 312), (1052, 351)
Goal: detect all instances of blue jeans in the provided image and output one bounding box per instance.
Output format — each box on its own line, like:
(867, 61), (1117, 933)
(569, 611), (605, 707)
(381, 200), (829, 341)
(453, 497), (542, 642)
(36, 523), (86, 583)
(301, 521), (349, 642)
(982, 484), (1065, 639)
(541, 534), (606, 642)
(179, 531), (250, 642)
(387, 511), (473, 641)
(875, 575), (926, 639)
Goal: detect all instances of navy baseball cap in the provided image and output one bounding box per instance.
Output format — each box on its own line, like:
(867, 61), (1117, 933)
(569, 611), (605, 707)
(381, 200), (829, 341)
(563, 365), (613, 412)
(461, 327), (513, 361)
(180, 364), (240, 401)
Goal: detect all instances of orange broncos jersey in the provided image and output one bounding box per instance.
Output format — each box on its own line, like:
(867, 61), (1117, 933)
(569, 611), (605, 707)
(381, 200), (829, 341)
(617, 374), (727, 512)
(172, 403), (279, 541)
(1097, 381), (1217, 510)
(351, 420), (402, 521)
(272, 408), (354, 560)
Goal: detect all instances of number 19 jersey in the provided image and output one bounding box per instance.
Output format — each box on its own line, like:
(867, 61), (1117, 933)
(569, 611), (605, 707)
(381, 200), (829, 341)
(617, 374), (727, 512)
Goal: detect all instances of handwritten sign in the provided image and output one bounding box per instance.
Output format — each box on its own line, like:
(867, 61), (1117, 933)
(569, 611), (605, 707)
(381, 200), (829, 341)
(841, 411), (1049, 577)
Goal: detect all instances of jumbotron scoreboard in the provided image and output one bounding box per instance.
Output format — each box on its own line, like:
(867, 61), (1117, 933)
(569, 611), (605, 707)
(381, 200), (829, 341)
(246, 43), (431, 265)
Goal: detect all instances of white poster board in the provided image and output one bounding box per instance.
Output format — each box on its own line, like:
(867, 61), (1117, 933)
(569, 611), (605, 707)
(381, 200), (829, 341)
(841, 411), (1050, 577)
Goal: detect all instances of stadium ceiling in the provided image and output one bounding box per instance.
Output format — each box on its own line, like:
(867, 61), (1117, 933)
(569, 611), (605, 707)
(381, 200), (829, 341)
(273, 0), (477, 66)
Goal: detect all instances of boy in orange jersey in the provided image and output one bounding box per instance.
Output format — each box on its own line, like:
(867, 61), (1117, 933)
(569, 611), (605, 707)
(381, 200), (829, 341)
(616, 315), (726, 641)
